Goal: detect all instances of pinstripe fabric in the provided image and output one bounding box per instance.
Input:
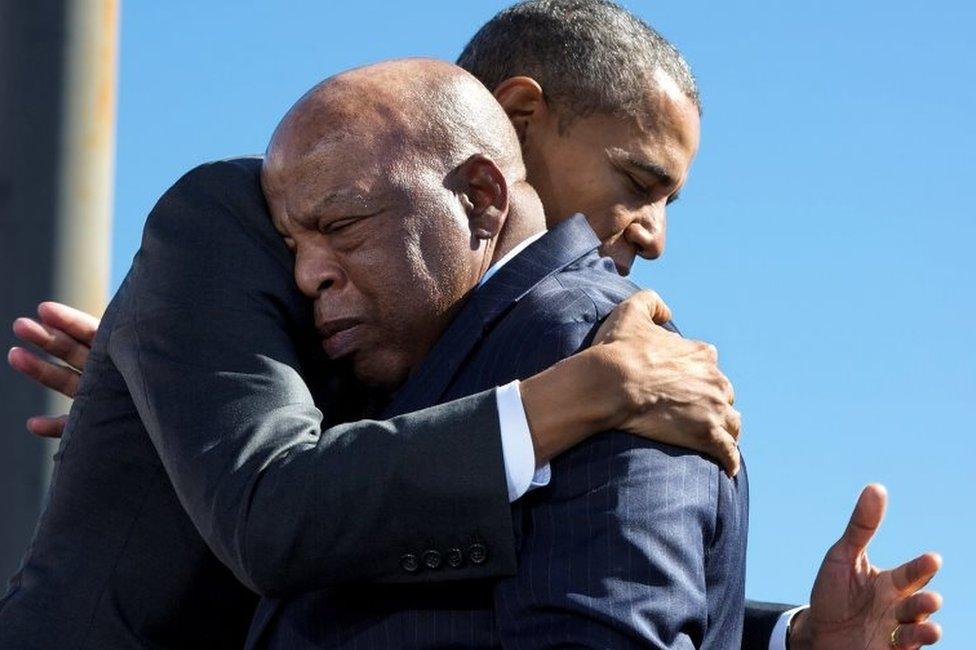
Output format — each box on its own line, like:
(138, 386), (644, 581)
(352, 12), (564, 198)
(254, 215), (748, 649)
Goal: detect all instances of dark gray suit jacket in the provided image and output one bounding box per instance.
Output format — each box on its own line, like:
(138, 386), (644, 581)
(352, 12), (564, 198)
(253, 215), (750, 649)
(0, 158), (517, 649)
(0, 158), (790, 649)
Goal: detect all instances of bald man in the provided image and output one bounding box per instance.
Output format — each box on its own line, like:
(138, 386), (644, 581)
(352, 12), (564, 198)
(248, 57), (747, 649)
(0, 57), (739, 650)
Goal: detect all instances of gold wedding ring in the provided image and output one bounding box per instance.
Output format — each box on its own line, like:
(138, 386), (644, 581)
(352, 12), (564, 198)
(889, 625), (900, 647)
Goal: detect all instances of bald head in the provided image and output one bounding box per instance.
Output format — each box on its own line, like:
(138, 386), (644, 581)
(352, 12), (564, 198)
(261, 59), (545, 390)
(264, 58), (525, 196)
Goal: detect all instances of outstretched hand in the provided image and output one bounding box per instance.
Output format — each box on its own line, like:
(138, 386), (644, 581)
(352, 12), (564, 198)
(791, 484), (942, 650)
(7, 301), (99, 437)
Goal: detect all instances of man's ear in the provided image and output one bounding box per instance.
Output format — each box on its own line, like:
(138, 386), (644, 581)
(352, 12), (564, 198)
(454, 154), (509, 242)
(493, 76), (546, 145)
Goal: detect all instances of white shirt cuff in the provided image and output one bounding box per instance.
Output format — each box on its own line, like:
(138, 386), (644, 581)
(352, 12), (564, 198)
(496, 380), (551, 502)
(769, 606), (807, 650)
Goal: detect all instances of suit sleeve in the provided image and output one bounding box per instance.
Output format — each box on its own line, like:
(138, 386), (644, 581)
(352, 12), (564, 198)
(108, 161), (516, 596)
(491, 315), (749, 648)
(703, 460), (750, 647)
(742, 601), (796, 650)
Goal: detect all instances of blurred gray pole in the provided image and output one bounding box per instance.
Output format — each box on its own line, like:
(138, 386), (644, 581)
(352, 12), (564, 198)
(0, 0), (117, 583)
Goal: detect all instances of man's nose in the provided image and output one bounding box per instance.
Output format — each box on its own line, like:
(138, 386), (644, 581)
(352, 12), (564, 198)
(294, 247), (345, 298)
(625, 206), (667, 260)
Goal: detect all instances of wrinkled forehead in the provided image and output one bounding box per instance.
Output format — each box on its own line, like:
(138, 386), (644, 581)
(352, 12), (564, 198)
(272, 139), (388, 211)
(266, 129), (440, 234)
(262, 80), (451, 226)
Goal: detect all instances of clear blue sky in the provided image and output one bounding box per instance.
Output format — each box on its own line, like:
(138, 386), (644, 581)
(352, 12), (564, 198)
(113, 1), (974, 644)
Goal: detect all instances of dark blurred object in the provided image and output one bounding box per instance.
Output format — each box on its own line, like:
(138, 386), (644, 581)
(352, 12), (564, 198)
(0, 0), (116, 586)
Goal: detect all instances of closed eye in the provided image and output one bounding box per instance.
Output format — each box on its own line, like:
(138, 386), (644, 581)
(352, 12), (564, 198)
(624, 172), (652, 199)
(623, 170), (682, 206)
(319, 210), (384, 235)
(320, 216), (363, 235)
(608, 147), (680, 205)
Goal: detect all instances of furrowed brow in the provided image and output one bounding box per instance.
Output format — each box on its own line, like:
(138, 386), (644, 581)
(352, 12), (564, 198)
(311, 189), (371, 215)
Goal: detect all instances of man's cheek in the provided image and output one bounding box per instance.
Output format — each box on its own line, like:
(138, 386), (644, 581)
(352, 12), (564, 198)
(586, 205), (629, 243)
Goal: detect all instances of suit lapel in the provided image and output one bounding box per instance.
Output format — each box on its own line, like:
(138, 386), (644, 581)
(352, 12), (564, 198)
(382, 214), (601, 418)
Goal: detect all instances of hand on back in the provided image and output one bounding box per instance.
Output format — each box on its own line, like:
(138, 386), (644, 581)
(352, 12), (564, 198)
(590, 290), (741, 475)
(8, 301), (98, 437)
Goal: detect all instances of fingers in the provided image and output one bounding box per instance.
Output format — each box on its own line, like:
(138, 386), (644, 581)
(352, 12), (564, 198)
(838, 483), (887, 554)
(7, 346), (80, 398)
(895, 590), (943, 623)
(630, 290), (673, 325)
(708, 426), (741, 477)
(891, 552), (942, 593)
(37, 301), (99, 347)
(716, 370), (735, 405)
(26, 415), (68, 439)
(13, 317), (89, 370)
(591, 291), (677, 345)
(696, 342), (737, 402)
(891, 620), (942, 648)
(703, 343), (718, 363)
(724, 407), (742, 441)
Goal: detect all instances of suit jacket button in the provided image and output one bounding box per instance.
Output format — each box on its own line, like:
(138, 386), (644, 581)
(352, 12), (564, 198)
(400, 553), (420, 573)
(468, 543), (488, 565)
(422, 549), (442, 570)
(446, 547), (464, 568)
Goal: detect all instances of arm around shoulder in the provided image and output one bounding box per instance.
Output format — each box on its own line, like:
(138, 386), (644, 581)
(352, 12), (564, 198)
(109, 160), (516, 595)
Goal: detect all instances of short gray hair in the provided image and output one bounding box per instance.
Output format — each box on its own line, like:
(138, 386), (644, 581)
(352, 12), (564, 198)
(457, 0), (700, 127)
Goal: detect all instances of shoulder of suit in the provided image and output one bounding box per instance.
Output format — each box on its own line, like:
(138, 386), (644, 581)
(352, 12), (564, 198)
(145, 155), (278, 240)
(135, 155), (294, 280)
(548, 251), (640, 318)
(168, 156), (264, 206)
(501, 261), (632, 338)
(181, 156), (262, 181)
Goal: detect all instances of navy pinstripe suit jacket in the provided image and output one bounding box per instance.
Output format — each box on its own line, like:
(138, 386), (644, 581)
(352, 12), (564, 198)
(251, 214), (749, 649)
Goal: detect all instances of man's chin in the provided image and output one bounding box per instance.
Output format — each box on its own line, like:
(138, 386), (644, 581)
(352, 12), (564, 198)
(350, 354), (410, 393)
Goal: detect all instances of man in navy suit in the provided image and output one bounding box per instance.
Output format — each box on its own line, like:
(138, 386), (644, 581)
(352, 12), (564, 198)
(458, 3), (943, 647)
(252, 57), (747, 648)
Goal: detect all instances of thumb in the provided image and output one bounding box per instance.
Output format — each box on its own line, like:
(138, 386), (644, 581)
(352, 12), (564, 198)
(635, 290), (673, 325)
(838, 483), (887, 555)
